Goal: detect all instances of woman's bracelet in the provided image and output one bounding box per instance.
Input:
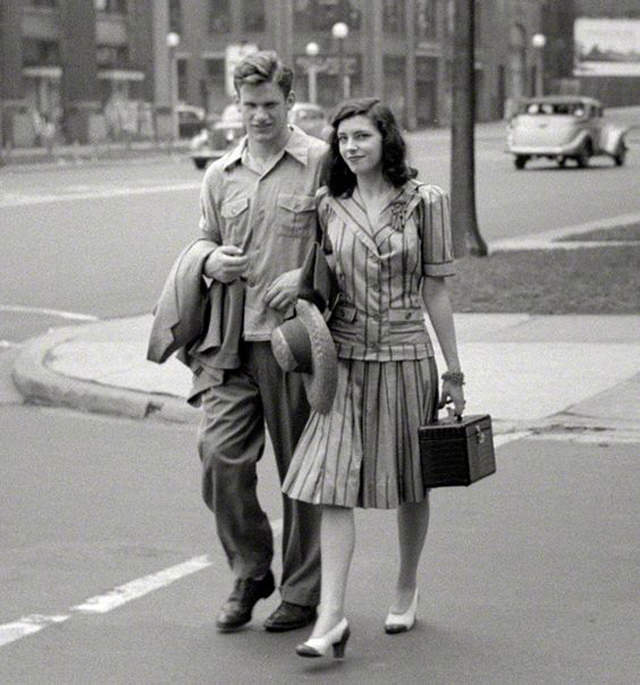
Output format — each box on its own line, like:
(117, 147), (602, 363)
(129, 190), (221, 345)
(441, 370), (465, 385)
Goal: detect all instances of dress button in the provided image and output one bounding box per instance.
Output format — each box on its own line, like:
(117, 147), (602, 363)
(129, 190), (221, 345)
(405, 312), (412, 320)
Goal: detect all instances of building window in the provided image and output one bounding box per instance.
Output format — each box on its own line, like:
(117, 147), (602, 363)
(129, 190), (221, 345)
(416, 0), (437, 41)
(294, 0), (361, 33)
(243, 0), (265, 32)
(383, 0), (404, 33)
(206, 58), (225, 84)
(97, 44), (129, 68)
(31, 0), (57, 7)
(94, 0), (126, 12)
(177, 58), (188, 102)
(475, 0), (482, 46)
(209, 0), (231, 33)
(169, 0), (182, 34)
(22, 38), (61, 66)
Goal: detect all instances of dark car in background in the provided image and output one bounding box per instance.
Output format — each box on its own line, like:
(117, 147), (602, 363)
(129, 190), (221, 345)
(177, 104), (207, 139)
(189, 102), (329, 169)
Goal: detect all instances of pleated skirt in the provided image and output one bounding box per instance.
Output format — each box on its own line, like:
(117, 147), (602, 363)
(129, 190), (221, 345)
(282, 356), (438, 509)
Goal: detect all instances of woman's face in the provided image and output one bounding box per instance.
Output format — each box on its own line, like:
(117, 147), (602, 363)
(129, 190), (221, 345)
(336, 114), (383, 177)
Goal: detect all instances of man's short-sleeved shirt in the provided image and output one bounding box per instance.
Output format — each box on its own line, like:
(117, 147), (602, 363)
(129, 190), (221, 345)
(199, 126), (328, 341)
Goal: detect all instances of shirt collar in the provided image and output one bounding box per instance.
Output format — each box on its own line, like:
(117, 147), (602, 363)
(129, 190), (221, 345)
(222, 125), (311, 171)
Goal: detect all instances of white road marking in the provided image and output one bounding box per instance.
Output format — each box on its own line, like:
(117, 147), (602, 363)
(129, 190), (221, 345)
(0, 305), (99, 321)
(0, 182), (200, 209)
(0, 614), (69, 647)
(0, 518), (283, 647)
(72, 555), (213, 614)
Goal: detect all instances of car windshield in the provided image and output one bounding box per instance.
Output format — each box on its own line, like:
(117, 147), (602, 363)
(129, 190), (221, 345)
(522, 102), (587, 116)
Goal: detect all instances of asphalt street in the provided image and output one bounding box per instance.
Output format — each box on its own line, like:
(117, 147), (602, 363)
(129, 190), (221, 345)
(1, 417), (638, 684)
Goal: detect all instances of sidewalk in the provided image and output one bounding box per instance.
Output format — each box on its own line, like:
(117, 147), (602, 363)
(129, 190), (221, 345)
(12, 310), (640, 440)
(0, 139), (190, 168)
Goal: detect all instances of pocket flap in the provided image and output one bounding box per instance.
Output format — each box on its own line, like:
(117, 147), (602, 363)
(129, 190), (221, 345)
(221, 197), (249, 218)
(278, 193), (315, 213)
(388, 308), (423, 322)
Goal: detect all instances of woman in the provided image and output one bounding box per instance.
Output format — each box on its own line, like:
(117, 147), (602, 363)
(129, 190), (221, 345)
(282, 98), (465, 659)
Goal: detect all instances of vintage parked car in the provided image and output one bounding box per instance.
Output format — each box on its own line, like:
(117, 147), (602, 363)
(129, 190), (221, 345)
(506, 96), (628, 170)
(189, 102), (329, 169)
(189, 104), (244, 169)
(176, 104), (207, 139)
(289, 102), (331, 140)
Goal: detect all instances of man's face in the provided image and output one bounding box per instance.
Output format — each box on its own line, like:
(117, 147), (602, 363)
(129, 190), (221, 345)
(237, 81), (294, 145)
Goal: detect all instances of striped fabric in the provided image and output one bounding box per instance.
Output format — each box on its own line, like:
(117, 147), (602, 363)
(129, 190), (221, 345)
(282, 356), (438, 509)
(320, 182), (455, 361)
(283, 180), (455, 509)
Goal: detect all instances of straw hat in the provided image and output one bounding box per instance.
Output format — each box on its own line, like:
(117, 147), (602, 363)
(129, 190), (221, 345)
(271, 299), (338, 414)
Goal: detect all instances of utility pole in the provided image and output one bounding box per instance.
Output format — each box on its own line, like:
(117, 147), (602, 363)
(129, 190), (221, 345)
(450, 0), (488, 256)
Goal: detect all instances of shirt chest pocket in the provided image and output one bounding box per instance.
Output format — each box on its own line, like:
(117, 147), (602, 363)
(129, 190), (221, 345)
(276, 193), (316, 237)
(220, 197), (249, 245)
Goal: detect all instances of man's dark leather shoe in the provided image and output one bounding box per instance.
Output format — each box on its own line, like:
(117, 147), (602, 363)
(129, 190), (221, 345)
(216, 570), (275, 633)
(263, 601), (317, 632)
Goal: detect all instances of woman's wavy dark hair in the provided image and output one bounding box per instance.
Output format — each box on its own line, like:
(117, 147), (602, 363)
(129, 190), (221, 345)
(322, 97), (417, 197)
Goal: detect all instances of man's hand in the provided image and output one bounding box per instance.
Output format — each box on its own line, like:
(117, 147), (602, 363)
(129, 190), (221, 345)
(263, 268), (301, 312)
(204, 245), (249, 283)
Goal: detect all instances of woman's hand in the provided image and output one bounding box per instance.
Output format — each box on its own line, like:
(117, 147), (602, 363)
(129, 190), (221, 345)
(438, 378), (466, 417)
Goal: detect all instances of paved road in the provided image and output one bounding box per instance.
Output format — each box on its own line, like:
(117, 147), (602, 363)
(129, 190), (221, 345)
(2, 119), (640, 330)
(1, 416), (638, 683)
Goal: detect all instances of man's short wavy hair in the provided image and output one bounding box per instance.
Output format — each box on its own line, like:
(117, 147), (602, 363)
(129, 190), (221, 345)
(322, 98), (417, 197)
(233, 50), (294, 98)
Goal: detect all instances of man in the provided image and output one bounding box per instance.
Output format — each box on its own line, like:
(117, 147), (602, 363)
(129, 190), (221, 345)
(193, 51), (326, 633)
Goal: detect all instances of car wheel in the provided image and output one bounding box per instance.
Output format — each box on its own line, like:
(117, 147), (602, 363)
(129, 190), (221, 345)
(614, 146), (626, 167)
(514, 155), (527, 170)
(193, 158), (207, 170)
(575, 143), (591, 168)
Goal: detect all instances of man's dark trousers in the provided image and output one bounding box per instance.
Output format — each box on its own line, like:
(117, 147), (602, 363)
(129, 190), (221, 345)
(197, 341), (321, 607)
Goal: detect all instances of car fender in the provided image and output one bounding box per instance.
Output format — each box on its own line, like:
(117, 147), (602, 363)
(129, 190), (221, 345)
(568, 128), (591, 153)
(598, 124), (627, 155)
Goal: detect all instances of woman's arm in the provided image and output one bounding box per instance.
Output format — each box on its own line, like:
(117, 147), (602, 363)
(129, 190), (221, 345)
(422, 276), (466, 415)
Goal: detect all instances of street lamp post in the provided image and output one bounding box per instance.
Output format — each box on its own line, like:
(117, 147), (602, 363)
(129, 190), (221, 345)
(531, 33), (546, 97)
(305, 42), (320, 105)
(331, 22), (350, 100)
(166, 31), (181, 143)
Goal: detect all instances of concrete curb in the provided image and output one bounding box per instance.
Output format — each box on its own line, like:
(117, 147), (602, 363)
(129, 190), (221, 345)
(12, 325), (640, 443)
(12, 326), (198, 425)
(490, 212), (640, 253)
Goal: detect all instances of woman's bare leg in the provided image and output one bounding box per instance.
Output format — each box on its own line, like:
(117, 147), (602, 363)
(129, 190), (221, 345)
(391, 495), (430, 612)
(308, 504), (355, 637)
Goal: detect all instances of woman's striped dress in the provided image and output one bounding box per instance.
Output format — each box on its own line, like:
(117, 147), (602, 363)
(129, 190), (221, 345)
(282, 181), (455, 509)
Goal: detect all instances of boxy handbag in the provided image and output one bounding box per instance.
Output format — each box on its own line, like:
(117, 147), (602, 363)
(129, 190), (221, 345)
(418, 413), (496, 487)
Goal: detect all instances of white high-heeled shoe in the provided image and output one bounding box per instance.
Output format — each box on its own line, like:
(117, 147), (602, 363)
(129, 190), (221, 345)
(296, 618), (350, 658)
(384, 589), (419, 634)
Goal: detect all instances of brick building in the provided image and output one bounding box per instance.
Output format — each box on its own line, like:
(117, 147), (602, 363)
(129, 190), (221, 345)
(1, 0), (548, 148)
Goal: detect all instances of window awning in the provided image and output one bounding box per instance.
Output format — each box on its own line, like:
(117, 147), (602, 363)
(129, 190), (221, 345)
(98, 69), (145, 82)
(23, 65), (63, 79)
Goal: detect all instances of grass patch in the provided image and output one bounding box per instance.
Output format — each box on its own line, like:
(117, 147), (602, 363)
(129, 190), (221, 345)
(558, 223), (640, 242)
(449, 246), (640, 314)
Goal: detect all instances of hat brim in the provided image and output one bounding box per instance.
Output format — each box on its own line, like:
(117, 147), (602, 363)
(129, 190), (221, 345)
(292, 299), (338, 414)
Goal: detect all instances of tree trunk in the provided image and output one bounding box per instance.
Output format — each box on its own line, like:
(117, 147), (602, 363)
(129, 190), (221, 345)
(450, 0), (488, 257)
